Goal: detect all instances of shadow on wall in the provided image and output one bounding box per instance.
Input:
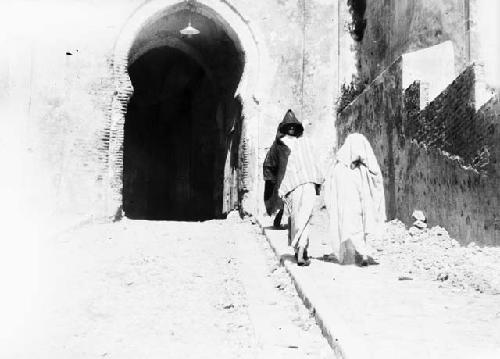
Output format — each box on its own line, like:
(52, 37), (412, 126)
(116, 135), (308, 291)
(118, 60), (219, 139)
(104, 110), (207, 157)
(347, 0), (367, 41)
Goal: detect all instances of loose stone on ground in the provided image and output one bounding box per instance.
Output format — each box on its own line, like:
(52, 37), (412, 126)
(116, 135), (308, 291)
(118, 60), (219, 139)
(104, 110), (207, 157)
(373, 220), (500, 294)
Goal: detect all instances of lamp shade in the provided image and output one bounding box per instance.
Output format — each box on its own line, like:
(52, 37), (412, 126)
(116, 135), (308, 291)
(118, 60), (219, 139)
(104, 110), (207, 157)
(180, 22), (200, 37)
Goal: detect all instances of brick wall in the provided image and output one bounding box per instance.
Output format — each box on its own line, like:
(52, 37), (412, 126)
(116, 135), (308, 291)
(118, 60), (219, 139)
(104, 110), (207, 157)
(405, 65), (495, 172)
(337, 59), (500, 246)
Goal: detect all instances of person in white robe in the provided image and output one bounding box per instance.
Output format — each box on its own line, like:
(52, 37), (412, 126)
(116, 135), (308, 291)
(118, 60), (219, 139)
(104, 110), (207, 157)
(276, 110), (323, 266)
(323, 133), (386, 266)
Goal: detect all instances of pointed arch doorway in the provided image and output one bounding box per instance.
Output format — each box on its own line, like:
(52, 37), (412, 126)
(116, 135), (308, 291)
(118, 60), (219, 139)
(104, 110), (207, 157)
(108, 0), (264, 221)
(122, 6), (244, 220)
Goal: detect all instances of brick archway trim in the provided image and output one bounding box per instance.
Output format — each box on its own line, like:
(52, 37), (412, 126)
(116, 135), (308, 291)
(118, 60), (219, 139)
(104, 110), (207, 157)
(107, 0), (267, 217)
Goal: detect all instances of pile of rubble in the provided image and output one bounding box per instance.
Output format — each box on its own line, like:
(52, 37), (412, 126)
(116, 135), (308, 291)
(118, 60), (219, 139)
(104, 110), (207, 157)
(372, 213), (500, 295)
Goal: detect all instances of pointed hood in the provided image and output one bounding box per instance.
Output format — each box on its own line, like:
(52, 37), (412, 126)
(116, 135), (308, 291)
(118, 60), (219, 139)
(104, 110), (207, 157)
(277, 109), (304, 137)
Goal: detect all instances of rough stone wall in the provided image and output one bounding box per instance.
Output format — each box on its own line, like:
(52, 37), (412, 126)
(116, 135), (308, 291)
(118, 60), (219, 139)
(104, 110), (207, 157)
(476, 96), (500, 177)
(405, 65), (494, 171)
(338, 0), (468, 86)
(1, 0), (338, 224)
(337, 59), (500, 246)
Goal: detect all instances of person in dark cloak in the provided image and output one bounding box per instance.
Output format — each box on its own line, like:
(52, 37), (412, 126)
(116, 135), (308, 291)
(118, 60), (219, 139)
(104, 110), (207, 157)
(263, 109), (323, 265)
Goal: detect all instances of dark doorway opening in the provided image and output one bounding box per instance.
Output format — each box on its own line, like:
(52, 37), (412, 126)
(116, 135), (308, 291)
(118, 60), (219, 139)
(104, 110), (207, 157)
(123, 10), (244, 221)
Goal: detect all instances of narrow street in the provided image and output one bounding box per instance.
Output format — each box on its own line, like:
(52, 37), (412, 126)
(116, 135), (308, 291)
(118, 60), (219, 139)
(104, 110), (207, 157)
(11, 217), (334, 359)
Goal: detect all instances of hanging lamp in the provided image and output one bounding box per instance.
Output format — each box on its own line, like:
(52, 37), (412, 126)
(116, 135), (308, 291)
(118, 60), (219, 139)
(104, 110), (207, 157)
(180, 0), (200, 38)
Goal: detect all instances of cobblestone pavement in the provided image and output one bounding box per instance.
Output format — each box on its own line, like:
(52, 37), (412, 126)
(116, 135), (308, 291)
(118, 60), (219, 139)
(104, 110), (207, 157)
(5, 217), (334, 359)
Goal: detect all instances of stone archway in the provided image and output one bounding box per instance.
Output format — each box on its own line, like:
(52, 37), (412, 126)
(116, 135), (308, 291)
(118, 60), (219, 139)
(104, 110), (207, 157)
(107, 0), (264, 219)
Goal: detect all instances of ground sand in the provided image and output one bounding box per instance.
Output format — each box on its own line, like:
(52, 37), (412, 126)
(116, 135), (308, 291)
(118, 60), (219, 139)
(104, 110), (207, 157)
(1, 218), (333, 359)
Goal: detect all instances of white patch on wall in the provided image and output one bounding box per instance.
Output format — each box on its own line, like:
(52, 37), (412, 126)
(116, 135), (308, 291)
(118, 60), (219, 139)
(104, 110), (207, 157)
(401, 41), (455, 108)
(477, 0), (500, 89)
